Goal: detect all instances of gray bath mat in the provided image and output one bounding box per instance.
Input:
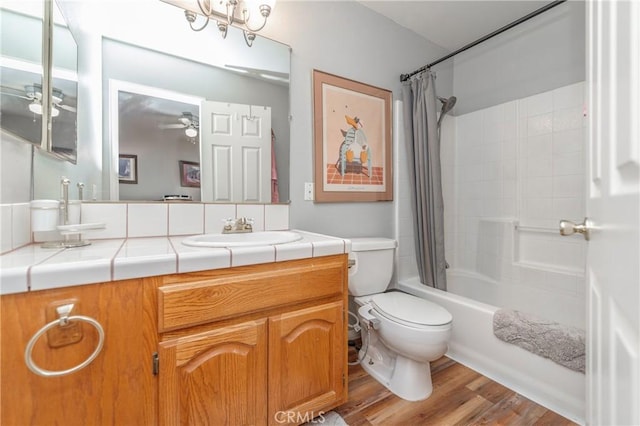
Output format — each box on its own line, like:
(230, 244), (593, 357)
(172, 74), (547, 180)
(493, 308), (585, 373)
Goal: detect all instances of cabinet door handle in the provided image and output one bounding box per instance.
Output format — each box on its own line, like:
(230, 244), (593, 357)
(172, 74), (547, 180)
(152, 352), (159, 376)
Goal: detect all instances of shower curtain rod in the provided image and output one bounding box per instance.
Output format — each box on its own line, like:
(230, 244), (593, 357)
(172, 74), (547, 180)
(400, 0), (567, 82)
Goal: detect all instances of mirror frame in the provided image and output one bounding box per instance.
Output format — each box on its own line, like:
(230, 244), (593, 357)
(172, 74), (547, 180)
(42, 0), (78, 162)
(41, 0), (54, 153)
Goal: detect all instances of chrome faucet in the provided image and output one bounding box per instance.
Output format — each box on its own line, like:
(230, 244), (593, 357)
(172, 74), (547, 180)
(222, 217), (254, 234)
(77, 182), (84, 201)
(41, 177), (91, 249)
(60, 177), (71, 225)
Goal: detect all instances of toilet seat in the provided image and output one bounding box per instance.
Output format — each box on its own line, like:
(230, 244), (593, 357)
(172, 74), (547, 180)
(370, 292), (452, 328)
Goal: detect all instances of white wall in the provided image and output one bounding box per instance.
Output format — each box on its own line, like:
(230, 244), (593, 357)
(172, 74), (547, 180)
(262, 1), (451, 238)
(0, 134), (32, 203)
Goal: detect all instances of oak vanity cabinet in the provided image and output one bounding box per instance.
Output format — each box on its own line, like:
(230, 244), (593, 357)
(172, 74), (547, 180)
(151, 254), (348, 426)
(0, 254), (347, 425)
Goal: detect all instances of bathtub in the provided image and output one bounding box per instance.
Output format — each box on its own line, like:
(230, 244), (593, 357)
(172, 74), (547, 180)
(396, 270), (585, 424)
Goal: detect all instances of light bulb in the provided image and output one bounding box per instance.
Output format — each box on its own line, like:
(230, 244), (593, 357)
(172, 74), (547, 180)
(28, 102), (42, 115)
(28, 102), (60, 117)
(185, 127), (198, 138)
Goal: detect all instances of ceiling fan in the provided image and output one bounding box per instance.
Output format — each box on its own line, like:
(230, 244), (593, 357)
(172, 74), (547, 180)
(159, 112), (199, 138)
(0, 84), (76, 117)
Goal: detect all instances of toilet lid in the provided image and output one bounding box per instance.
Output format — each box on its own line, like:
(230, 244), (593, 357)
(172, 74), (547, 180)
(371, 292), (452, 326)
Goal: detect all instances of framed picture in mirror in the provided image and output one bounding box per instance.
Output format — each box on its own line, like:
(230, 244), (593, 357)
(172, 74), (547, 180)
(118, 154), (138, 184)
(179, 160), (200, 188)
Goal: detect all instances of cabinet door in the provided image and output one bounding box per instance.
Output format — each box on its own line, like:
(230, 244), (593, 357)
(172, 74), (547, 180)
(0, 279), (155, 426)
(268, 301), (346, 424)
(159, 319), (268, 426)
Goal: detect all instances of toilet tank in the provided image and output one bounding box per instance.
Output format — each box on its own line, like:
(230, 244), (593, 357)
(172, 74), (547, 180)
(348, 238), (397, 296)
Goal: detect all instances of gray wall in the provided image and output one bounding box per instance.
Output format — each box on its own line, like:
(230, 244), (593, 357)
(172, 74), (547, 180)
(450, 1), (585, 115)
(262, 1), (451, 238)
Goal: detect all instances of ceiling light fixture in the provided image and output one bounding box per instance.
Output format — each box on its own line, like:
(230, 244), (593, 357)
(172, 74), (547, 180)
(28, 101), (59, 117)
(185, 126), (198, 138)
(180, 0), (275, 47)
(28, 102), (42, 115)
(24, 84), (64, 117)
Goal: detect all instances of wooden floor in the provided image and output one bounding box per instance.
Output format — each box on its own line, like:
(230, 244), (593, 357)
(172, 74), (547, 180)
(334, 345), (577, 426)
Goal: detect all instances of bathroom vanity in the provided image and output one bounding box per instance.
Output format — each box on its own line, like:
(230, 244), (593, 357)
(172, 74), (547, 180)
(154, 255), (347, 425)
(0, 232), (349, 425)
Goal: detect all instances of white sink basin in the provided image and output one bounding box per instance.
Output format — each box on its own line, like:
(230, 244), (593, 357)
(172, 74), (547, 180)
(182, 231), (303, 248)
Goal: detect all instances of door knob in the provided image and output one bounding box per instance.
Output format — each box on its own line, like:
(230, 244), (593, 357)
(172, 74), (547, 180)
(559, 218), (591, 241)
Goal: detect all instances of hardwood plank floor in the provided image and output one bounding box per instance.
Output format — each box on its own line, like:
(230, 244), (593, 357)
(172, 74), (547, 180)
(335, 344), (577, 426)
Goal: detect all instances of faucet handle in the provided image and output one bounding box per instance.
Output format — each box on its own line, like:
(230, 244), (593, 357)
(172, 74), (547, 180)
(222, 218), (235, 232)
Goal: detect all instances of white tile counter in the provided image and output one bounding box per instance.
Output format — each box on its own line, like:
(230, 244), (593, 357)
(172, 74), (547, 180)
(0, 231), (351, 295)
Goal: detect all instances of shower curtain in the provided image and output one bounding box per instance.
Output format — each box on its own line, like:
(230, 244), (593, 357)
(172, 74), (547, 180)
(401, 71), (447, 291)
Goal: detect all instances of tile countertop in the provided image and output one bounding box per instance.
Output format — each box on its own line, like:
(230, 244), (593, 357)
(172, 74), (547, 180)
(0, 231), (352, 295)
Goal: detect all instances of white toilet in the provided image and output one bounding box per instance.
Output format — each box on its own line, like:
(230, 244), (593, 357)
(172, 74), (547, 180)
(349, 237), (452, 401)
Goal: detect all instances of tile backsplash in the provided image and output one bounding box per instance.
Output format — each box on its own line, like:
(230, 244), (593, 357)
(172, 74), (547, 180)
(0, 202), (290, 254)
(1, 203), (31, 254)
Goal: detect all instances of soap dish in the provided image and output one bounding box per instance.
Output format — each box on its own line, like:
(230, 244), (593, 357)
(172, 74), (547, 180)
(41, 222), (107, 249)
(57, 222), (106, 236)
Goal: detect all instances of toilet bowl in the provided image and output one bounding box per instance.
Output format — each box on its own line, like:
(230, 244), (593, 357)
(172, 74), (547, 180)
(348, 238), (452, 401)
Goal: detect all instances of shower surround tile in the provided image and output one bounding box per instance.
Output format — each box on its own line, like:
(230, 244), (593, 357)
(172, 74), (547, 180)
(441, 81), (587, 303)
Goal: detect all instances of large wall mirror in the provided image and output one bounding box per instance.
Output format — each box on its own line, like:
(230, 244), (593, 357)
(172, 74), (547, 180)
(97, 0), (290, 203)
(104, 35), (289, 202)
(3, 0), (290, 204)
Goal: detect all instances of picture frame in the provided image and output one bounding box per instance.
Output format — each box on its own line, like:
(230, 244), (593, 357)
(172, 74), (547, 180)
(313, 69), (393, 202)
(179, 160), (200, 188)
(118, 154), (138, 184)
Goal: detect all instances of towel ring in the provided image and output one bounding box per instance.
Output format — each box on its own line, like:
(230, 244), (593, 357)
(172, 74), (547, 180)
(24, 315), (104, 377)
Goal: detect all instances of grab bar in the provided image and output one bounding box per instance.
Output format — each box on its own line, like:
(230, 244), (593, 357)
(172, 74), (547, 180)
(514, 224), (558, 234)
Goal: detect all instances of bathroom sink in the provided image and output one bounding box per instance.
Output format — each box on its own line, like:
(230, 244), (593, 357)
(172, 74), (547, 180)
(182, 231), (303, 248)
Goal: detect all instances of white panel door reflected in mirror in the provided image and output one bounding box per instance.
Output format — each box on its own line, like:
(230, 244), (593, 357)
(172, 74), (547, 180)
(201, 101), (271, 203)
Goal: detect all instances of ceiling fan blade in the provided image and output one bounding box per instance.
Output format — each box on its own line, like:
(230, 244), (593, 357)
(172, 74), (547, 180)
(59, 104), (77, 112)
(158, 123), (186, 129)
(0, 91), (30, 101)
